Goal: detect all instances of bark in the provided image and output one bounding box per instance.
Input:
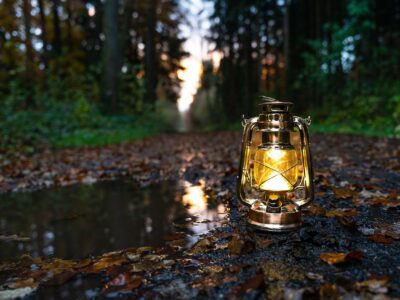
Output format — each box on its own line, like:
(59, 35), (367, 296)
(37, 0), (48, 68)
(66, 0), (73, 47)
(283, 0), (290, 97)
(144, 0), (157, 107)
(22, 0), (35, 107)
(102, 0), (121, 113)
(52, 0), (62, 55)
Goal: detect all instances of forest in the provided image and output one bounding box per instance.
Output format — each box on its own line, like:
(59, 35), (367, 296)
(0, 0), (399, 153)
(0, 0), (187, 150)
(0, 1), (400, 299)
(192, 0), (400, 135)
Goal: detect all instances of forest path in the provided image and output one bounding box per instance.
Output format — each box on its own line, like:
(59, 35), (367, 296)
(0, 132), (399, 299)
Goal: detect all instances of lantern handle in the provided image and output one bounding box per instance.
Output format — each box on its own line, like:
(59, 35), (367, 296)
(293, 116), (314, 207)
(237, 116), (258, 206)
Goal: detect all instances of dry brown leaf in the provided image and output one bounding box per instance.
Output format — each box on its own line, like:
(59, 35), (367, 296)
(320, 253), (347, 265)
(320, 251), (363, 265)
(319, 284), (340, 299)
(256, 238), (273, 248)
(163, 232), (187, 241)
(103, 273), (143, 293)
(85, 256), (127, 273)
(306, 204), (326, 216)
(228, 235), (245, 255)
(326, 208), (357, 218)
(131, 260), (163, 272)
(368, 234), (392, 244)
(136, 246), (153, 254)
(230, 272), (264, 297)
(355, 276), (390, 294)
(6, 278), (37, 289)
(369, 197), (400, 208)
(205, 265), (224, 273)
(188, 237), (213, 255)
(332, 187), (356, 199)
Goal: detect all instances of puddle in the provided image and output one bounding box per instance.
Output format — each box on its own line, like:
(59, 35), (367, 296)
(0, 180), (226, 261)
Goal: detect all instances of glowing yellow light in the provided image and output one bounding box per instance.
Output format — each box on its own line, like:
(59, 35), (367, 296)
(253, 147), (298, 192)
(177, 57), (202, 112)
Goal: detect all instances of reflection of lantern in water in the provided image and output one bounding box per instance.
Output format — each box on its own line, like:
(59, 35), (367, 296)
(237, 97), (314, 231)
(182, 182), (207, 214)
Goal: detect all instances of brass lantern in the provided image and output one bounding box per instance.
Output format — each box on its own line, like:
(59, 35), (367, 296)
(237, 97), (314, 231)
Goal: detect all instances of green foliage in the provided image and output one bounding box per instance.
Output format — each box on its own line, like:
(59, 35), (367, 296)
(0, 89), (167, 151)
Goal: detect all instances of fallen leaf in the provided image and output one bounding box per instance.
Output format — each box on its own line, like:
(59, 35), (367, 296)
(163, 232), (187, 241)
(319, 284), (340, 299)
(169, 238), (188, 248)
(369, 197), (400, 208)
(205, 265), (223, 273)
(215, 242), (229, 250)
(228, 235), (245, 255)
(306, 272), (323, 281)
(5, 278), (37, 289)
(103, 273), (143, 293)
(230, 272), (264, 297)
(256, 238), (272, 248)
(187, 237), (213, 255)
(136, 246), (153, 254)
(320, 251), (363, 265)
(73, 258), (92, 269)
(131, 261), (163, 272)
(326, 208), (357, 218)
(119, 276), (142, 293)
(143, 254), (168, 262)
(368, 234), (392, 244)
(320, 253), (347, 265)
(43, 269), (76, 286)
(192, 273), (221, 290)
(305, 204), (326, 216)
(125, 252), (141, 262)
(0, 286), (38, 300)
(103, 273), (132, 289)
(355, 276), (390, 294)
(333, 187), (356, 199)
(84, 256), (127, 273)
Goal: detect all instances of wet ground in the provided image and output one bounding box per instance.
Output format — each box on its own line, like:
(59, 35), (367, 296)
(0, 180), (225, 261)
(0, 132), (399, 299)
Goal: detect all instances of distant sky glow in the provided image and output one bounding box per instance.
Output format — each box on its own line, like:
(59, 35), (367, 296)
(177, 0), (213, 112)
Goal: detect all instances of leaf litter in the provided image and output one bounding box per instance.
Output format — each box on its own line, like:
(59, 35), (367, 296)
(0, 132), (399, 298)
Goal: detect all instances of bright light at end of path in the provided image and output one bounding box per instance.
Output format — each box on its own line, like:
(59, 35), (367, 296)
(177, 57), (202, 112)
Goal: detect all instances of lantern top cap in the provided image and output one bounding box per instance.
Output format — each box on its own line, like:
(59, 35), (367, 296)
(259, 96), (293, 113)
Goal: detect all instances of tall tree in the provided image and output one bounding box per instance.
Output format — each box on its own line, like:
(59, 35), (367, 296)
(37, 0), (48, 68)
(22, 0), (35, 106)
(283, 0), (290, 95)
(144, 0), (157, 107)
(52, 0), (62, 55)
(102, 0), (121, 112)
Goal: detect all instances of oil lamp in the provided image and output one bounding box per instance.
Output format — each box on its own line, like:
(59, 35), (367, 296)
(237, 97), (314, 231)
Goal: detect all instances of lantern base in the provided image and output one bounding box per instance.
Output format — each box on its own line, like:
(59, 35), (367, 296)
(247, 200), (302, 232)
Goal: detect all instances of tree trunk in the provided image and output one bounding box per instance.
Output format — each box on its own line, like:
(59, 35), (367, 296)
(66, 0), (73, 47)
(37, 0), (48, 69)
(22, 0), (35, 107)
(283, 0), (290, 97)
(52, 0), (62, 55)
(102, 0), (121, 113)
(144, 0), (157, 108)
